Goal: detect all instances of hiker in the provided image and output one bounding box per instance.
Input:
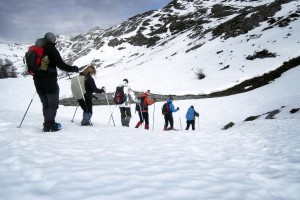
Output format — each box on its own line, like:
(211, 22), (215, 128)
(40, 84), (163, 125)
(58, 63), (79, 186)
(185, 105), (199, 130)
(135, 90), (156, 130)
(163, 95), (179, 131)
(115, 78), (138, 127)
(33, 32), (79, 132)
(72, 66), (106, 126)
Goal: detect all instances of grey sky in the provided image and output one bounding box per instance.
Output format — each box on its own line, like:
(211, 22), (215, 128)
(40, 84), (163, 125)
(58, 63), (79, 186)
(0, 0), (171, 44)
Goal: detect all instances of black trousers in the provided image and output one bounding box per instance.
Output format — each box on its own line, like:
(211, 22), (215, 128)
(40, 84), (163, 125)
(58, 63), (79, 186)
(186, 120), (195, 130)
(164, 114), (174, 128)
(138, 111), (149, 125)
(77, 95), (93, 114)
(34, 79), (59, 127)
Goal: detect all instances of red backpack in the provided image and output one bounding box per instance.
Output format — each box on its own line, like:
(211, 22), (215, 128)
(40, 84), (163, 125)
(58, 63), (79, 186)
(25, 38), (48, 76)
(162, 102), (171, 115)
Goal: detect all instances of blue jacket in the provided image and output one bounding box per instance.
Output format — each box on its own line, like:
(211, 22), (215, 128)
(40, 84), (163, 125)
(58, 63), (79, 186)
(186, 107), (198, 121)
(167, 99), (178, 113)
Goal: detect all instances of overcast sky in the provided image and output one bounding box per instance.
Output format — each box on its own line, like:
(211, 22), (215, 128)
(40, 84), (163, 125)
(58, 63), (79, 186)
(0, 0), (171, 44)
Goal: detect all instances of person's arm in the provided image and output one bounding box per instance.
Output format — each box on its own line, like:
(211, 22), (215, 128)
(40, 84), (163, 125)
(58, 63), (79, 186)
(86, 76), (105, 94)
(47, 46), (78, 72)
(128, 87), (138, 102)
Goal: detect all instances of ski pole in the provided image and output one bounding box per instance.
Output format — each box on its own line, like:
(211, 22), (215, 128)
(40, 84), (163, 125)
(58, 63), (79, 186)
(178, 111), (182, 131)
(138, 103), (144, 129)
(198, 115), (200, 130)
(152, 102), (155, 130)
(108, 106), (116, 126)
(71, 103), (79, 122)
(105, 93), (115, 127)
(17, 92), (36, 128)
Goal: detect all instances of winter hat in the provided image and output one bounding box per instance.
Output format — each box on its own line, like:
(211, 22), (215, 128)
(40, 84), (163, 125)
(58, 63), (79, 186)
(145, 90), (151, 95)
(44, 32), (56, 43)
(123, 78), (128, 84)
(191, 105), (194, 108)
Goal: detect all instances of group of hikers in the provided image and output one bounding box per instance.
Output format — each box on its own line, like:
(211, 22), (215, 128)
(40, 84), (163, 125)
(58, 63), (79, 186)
(28, 32), (199, 132)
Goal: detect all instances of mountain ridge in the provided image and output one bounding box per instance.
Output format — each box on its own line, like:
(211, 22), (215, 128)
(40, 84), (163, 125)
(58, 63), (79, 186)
(1, 0), (300, 96)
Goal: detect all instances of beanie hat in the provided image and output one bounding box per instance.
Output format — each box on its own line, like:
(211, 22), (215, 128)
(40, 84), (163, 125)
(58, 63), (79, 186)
(145, 90), (150, 95)
(123, 78), (128, 84)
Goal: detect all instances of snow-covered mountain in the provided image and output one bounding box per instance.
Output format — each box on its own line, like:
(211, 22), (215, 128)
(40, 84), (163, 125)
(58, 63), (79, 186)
(1, 0), (300, 95)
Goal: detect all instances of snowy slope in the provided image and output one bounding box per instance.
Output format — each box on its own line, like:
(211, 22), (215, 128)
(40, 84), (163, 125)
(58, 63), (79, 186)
(0, 0), (300, 199)
(0, 59), (299, 200)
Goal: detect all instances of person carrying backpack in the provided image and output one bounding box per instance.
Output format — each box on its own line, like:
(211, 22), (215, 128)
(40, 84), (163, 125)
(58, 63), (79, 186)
(185, 105), (199, 130)
(33, 32), (79, 132)
(114, 78), (138, 127)
(163, 95), (179, 131)
(135, 90), (156, 130)
(71, 66), (106, 126)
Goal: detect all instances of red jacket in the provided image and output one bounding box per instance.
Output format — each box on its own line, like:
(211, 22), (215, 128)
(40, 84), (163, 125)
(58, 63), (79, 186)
(140, 92), (155, 112)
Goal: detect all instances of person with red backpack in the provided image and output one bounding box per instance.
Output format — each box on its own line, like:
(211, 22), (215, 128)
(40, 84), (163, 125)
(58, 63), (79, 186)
(135, 90), (156, 130)
(114, 78), (138, 127)
(33, 32), (79, 132)
(162, 95), (179, 131)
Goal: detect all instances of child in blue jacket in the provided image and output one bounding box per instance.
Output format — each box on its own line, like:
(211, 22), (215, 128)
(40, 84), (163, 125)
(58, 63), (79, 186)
(185, 106), (199, 130)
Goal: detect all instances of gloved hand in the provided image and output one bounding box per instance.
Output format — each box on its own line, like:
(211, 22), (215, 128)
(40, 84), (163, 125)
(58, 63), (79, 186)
(177, 107), (179, 110)
(72, 66), (79, 73)
(102, 86), (106, 93)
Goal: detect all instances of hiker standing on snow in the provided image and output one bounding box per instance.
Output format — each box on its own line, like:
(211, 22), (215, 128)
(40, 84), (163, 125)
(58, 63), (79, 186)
(114, 79), (138, 127)
(163, 95), (179, 131)
(71, 66), (106, 126)
(135, 90), (156, 130)
(34, 32), (79, 132)
(185, 105), (199, 130)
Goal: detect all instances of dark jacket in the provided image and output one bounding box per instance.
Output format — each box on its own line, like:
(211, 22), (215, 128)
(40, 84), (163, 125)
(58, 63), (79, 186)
(82, 73), (104, 96)
(35, 42), (75, 80)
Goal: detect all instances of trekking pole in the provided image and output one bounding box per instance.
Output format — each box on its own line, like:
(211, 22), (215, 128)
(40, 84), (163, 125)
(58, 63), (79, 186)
(104, 93), (115, 127)
(71, 103), (79, 122)
(198, 115), (200, 130)
(17, 92), (37, 128)
(77, 76), (93, 126)
(178, 111), (182, 131)
(152, 102), (155, 130)
(138, 103), (144, 129)
(108, 106), (116, 126)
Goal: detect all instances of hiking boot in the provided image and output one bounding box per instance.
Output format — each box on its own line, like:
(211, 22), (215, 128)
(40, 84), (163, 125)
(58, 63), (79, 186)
(145, 124), (149, 130)
(81, 122), (93, 126)
(163, 126), (168, 131)
(50, 122), (62, 132)
(135, 121), (142, 128)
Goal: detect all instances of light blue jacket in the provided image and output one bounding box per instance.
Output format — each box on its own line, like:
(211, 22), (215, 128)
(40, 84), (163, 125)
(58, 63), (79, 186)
(167, 99), (178, 113)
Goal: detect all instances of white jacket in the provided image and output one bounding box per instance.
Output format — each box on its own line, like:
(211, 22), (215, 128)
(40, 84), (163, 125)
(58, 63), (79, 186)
(116, 81), (138, 108)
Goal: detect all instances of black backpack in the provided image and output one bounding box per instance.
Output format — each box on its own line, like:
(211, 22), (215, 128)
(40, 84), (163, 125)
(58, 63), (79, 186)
(114, 86), (126, 104)
(24, 38), (48, 76)
(136, 96), (146, 112)
(162, 102), (171, 115)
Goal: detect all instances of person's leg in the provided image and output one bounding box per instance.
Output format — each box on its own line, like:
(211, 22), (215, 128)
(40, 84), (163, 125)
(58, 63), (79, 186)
(169, 115), (174, 129)
(186, 121), (191, 130)
(164, 116), (169, 130)
(120, 107), (126, 126)
(191, 120), (195, 130)
(124, 107), (131, 127)
(135, 111), (143, 128)
(143, 112), (149, 130)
